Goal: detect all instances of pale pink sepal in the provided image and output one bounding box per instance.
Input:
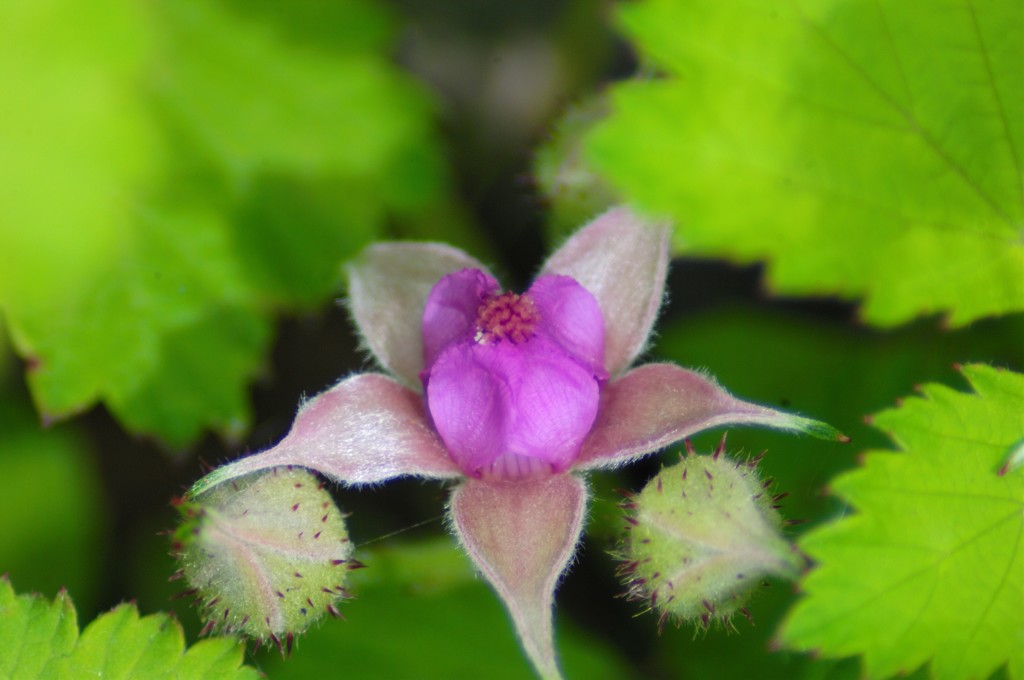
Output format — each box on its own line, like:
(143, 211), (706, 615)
(541, 207), (670, 377)
(576, 363), (828, 471)
(450, 475), (588, 680)
(347, 242), (488, 387)
(189, 374), (461, 497)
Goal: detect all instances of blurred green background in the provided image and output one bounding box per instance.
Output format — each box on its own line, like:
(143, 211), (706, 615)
(1, 0), (1020, 678)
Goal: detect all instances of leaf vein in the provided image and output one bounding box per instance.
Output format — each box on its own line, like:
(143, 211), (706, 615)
(793, 0), (1014, 227)
(953, 504), (1024, 676)
(807, 507), (1020, 628)
(965, 0), (1024, 217)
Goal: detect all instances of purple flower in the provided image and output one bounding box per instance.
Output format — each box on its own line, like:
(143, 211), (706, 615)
(422, 268), (607, 479)
(192, 208), (836, 679)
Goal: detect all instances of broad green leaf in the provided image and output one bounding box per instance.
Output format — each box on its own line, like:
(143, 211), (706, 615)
(0, 577), (77, 680)
(0, 0), (449, 446)
(585, 0), (1024, 326)
(0, 0), (158, 315)
(152, 0), (413, 175)
(12, 207), (272, 447)
(779, 365), (1024, 680)
(0, 579), (259, 679)
(60, 604), (258, 680)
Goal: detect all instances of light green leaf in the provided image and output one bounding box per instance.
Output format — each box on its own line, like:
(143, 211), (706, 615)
(0, 578), (259, 680)
(151, 0), (437, 181)
(0, 0), (449, 446)
(585, 0), (1024, 326)
(0, 0), (158, 315)
(14, 207), (272, 448)
(0, 577), (77, 680)
(779, 365), (1024, 680)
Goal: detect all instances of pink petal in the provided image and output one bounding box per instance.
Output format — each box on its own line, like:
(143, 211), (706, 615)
(421, 269), (499, 372)
(189, 374), (460, 496)
(504, 340), (601, 471)
(575, 363), (841, 471)
(425, 344), (509, 473)
(542, 207), (670, 377)
(527, 274), (607, 377)
(450, 475), (588, 680)
(346, 242), (488, 387)
(426, 338), (601, 475)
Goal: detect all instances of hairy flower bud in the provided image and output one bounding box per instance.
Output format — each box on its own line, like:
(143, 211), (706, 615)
(173, 468), (358, 649)
(618, 443), (803, 629)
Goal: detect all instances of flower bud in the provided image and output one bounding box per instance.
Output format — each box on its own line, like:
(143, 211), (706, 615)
(618, 444), (803, 629)
(173, 467), (357, 648)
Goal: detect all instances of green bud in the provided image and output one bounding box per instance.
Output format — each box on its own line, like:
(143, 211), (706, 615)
(173, 467), (358, 650)
(618, 444), (803, 630)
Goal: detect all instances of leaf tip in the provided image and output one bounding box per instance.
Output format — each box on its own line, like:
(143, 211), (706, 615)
(793, 417), (847, 443)
(997, 437), (1024, 477)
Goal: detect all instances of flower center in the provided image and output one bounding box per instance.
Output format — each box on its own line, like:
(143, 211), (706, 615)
(475, 292), (539, 344)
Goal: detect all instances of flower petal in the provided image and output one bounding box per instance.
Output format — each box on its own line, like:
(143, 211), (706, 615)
(347, 242), (488, 386)
(189, 374), (460, 497)
(505, 340), (601, 471)
(527, 274), (606, 377)
(421, 268), (499, 373)
(427, 338), (601, 475)
(575, 363), (844, 471)
(541, 207), (670, 376)
(450, 475), (587, 680)
(425, 344), (509, 473)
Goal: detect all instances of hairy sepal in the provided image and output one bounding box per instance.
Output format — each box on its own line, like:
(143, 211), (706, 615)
(577, 363), (845, 471)
(449, 475), (588, 680)
(541, 206), (670, 377)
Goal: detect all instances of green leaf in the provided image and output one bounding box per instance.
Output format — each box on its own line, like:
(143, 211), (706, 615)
(0, 0), (158, 315)
(13, 207), (272, 448)
(0, 577), (77, 680)
(0, 0), (448, 446)
(779, 364), (1024, 680)
(0, 578), (259, 680)
(585, 0), (1024, 326)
